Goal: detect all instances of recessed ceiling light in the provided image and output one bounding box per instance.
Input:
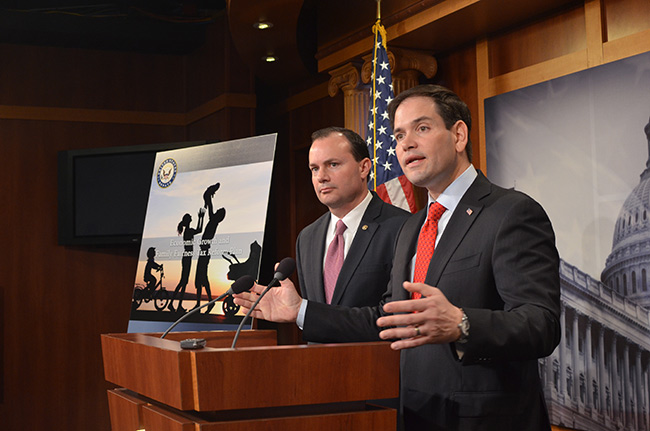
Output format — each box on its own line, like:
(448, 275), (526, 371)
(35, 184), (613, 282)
(263, 55), (277, 62)
(254, 21), (273, 30)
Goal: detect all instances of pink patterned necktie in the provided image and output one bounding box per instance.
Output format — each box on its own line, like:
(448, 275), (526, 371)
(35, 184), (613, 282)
(412, 202), (446, 299)
(323, 220), (347, 304)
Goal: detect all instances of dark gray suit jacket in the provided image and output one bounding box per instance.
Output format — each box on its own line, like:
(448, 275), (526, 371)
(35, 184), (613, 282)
(303, 172), (561, 430)
(296, 192), (409, 307)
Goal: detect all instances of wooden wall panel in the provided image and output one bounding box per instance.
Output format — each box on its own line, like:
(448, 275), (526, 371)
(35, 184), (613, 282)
(288, 92), (345, 248)
(187, 107), (256, 142)
(0, 118), (187, 430)
(0, 14), (255, 431)
(434, 44), (481, 169)
(0, 44), (186, 112)
(603, 0), (650, 42)
(185, 14), (255, 111)
(488, 4), (587, 78)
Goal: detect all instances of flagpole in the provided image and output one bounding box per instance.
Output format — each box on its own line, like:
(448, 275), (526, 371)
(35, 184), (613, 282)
(367, 0), (417, 213)
(372, 0), (381, 190)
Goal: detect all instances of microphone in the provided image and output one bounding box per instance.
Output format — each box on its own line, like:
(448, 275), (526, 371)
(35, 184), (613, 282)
(160, 275), (255, 339)
(268, 257), (297, 288)
(231, 257), (296, 348)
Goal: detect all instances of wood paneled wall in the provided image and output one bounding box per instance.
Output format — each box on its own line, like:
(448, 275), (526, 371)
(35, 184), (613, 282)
(477, 0), (650, 170)
(0, 14), (255, 431)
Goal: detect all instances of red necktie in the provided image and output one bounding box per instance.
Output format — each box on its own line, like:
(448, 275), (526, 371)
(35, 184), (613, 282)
(323, 220), (347, 304)
(412, 202), (446, 299)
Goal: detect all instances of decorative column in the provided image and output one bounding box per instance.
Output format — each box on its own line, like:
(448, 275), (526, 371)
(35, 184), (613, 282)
(572, 311), (580, 405)
(361, 48), (438, 96)
(636, 349), (644, 430)
(328, 61), (368, 137)
(585, 318), (593, 412)
(612, 335), (620, 425)
(599, 326), (607, 418)
(558, 304), (567, 405)
(643, 360), (650, 429)
(546, 349), (557, 396)
(623, 343), (631, 427)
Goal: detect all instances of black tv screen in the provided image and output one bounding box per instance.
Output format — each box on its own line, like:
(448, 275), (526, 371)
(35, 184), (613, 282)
(58, 141), (207, 245)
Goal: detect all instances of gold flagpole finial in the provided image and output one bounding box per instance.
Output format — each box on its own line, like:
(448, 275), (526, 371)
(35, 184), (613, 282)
(376, 0), (381, 20)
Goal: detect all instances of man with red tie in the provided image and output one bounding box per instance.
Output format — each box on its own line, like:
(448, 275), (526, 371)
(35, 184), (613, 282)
(235, 85), (560, 431)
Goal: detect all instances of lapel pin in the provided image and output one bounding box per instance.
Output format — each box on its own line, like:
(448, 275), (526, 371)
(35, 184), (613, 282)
(466, 208), (473, 216)
(362, 224), (369, 230)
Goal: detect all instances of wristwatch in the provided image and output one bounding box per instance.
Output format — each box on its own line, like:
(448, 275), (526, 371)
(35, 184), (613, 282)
(457, 309), (470, 344)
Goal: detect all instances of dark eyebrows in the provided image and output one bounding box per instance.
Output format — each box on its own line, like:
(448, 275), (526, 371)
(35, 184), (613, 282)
(309, 158), (341, 169)
(394, 116), (434, 133)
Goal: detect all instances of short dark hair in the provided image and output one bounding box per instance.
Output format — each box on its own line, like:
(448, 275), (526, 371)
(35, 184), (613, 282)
(311, 126), (370, 162)
(388, 84), (472, 162)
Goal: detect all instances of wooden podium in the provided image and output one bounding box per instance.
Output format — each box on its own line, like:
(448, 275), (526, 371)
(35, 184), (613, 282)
(101, 330), (401, 431)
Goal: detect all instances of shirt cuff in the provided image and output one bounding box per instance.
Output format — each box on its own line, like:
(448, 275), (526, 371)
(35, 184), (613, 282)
(296, 299), (308, 329)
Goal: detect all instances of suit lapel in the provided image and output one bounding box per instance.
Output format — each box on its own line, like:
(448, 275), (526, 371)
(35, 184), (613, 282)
(391, 209), (427, 301)
(424, 173), (491, 286)
(307, 215), (329, 303)
(330, 194), (382, 305)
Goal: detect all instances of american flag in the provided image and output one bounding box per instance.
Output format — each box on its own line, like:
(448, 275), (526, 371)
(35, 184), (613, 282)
(367, 21), (416, 213)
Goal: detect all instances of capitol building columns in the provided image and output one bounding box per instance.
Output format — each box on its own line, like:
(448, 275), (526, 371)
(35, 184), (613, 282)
(585, 317), (593, 414)
(598, 326), (607, 420)
(546, 286), (650, 430)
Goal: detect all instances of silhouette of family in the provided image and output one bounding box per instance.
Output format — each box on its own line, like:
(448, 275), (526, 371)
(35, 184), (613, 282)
(167, 182), (225, 313)
(159, 181), (262, 316)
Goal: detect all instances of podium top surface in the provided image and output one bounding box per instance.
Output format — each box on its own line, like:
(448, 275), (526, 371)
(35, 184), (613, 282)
(101, 330), (400, 412)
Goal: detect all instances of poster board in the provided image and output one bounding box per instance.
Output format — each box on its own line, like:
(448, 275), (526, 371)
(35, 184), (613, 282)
(128, 134), (277, 333)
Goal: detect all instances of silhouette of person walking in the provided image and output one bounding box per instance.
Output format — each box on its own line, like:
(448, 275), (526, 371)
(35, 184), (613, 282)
(144, 247), (163, 292)
(194, 182), (226, 313)
(168, 209), (205, 313)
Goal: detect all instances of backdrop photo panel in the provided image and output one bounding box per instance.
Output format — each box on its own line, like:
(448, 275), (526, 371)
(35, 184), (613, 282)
(485, 51), (650, 431)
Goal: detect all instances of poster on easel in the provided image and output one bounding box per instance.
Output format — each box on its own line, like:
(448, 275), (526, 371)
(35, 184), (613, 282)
(127, 133), (277, 334)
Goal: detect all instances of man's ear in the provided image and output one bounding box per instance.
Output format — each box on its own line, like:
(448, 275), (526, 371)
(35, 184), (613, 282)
(453, 120), (469, 156)
(360, 157), (372, 180)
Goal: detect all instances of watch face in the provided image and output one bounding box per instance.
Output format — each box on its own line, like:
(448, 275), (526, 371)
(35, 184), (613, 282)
(458, 311), (469, 343)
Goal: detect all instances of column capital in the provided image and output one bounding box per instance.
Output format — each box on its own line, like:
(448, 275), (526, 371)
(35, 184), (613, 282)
(390, 47), (438, 79)
(360, 48), (438, 91)
(328, 62), (364, 97)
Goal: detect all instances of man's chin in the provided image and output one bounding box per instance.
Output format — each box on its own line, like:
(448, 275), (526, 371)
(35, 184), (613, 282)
(317, 195), (336, 207)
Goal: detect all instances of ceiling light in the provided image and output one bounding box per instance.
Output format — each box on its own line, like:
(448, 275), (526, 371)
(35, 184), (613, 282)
(263, 55), (277, 62)
(253, 21), (273, 30)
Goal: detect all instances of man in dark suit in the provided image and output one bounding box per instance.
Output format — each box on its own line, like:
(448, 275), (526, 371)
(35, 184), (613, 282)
(235, 85), (561, 430)
(298, 127), (409, 307)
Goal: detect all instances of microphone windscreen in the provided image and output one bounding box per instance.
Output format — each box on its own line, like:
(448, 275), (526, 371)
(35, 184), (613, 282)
(274, 257), (296, 281)
(231, 275), (255, 294)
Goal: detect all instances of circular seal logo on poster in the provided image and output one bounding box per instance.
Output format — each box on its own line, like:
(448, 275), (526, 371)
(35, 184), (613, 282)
(157, 158), (177, 188)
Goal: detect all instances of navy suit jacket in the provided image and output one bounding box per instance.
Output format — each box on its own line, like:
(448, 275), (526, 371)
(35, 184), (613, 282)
(296, 192), (409, 307)
(303, 172), (561, 430)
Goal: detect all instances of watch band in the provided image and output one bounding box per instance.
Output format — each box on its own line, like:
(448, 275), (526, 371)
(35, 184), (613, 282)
(457, 308), (470, 344)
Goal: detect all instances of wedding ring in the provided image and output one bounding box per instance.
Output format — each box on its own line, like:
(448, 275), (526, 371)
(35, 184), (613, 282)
(414, 326), (420, 337)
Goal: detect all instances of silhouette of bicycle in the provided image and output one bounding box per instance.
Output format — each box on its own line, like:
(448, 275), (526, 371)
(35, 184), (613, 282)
(132, 266), (171, 312)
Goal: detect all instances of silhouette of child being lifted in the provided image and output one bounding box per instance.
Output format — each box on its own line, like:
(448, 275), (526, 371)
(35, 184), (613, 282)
(194, 182), (226, 313)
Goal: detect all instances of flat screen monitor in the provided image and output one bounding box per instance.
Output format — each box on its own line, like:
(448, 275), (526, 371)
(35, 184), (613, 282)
(57, 140), (207, 245)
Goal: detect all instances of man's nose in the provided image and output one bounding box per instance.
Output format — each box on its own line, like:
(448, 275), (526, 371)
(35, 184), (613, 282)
(316, 169), (329, 182)
(398, 134), (415, 150)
